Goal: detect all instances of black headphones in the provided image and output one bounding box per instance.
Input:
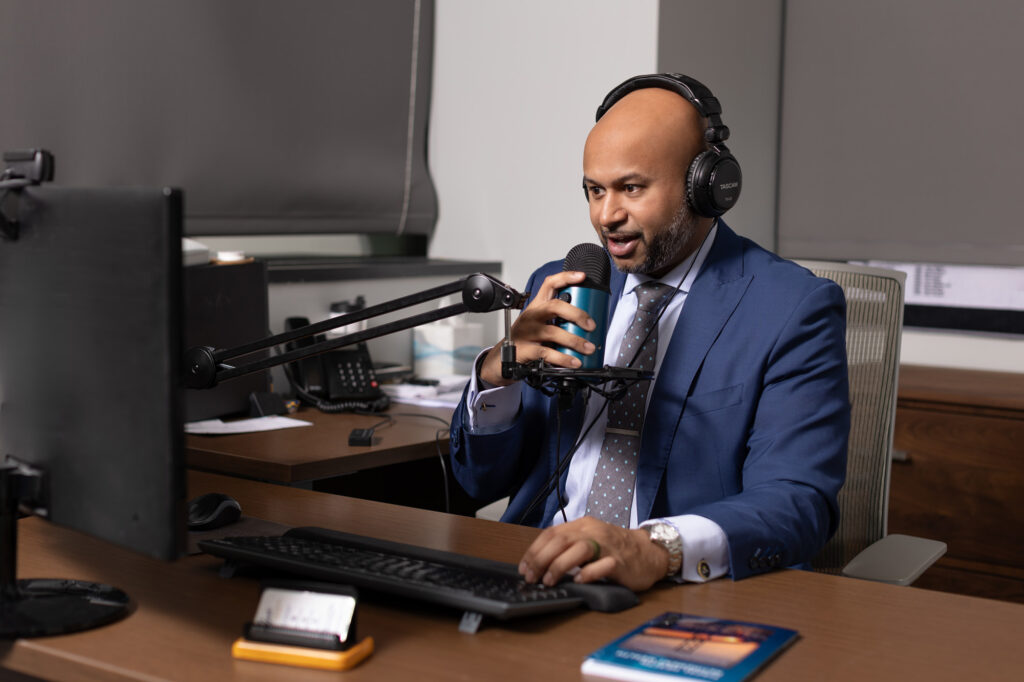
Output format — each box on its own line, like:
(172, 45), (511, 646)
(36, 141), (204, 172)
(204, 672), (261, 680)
(594, 73), (741, 218)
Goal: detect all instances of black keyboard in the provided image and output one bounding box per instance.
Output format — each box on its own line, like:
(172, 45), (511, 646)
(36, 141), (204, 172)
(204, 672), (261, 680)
(198, 526), (637, 626)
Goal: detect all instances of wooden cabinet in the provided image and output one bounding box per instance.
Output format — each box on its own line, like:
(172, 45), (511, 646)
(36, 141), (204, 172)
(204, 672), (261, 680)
(890, 365), (1024, 603)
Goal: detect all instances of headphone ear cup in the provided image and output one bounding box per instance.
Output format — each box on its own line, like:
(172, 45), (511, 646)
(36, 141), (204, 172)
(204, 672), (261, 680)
(686, 150), (715, 217)
(686, 149), (741, 218)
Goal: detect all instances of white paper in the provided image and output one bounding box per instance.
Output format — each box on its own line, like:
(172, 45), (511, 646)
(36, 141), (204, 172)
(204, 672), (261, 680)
(865, 260), (1024, 311)
(380, 376), (468, 409)
(388, 390), (464, 409)
(381, 383), (439, 400)
(185, 416), (312, 435)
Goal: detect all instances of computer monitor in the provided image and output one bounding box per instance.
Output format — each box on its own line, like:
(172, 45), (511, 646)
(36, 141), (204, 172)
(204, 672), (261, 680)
(0, 183), (185, 637)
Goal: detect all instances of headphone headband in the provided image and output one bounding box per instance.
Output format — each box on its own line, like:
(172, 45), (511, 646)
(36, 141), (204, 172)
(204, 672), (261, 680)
(592, 73), (741, 218)
(596, 73), (730, 144)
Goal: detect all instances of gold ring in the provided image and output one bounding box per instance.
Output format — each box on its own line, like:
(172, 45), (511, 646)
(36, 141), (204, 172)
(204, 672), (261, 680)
(588, 539), (601, 562)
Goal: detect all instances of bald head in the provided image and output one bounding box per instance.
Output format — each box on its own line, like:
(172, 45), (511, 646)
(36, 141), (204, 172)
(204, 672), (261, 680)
(585, 87), (706, 182)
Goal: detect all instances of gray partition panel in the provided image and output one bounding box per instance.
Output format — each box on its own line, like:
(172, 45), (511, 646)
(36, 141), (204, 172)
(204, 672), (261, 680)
(0, 0), (437, 237)
(657, 0), (784, 251)
(777, 0), (1024, 266)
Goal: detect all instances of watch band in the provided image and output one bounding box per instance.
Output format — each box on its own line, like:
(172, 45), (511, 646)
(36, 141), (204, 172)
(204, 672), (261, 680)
(640, 520), (683, 578)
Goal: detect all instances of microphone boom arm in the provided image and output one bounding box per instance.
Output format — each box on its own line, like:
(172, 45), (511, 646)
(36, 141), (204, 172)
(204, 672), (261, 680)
(184, 273), (527, 389)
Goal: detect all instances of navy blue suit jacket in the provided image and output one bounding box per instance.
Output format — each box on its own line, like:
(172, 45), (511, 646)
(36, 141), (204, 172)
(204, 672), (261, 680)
(449, 222), (850, 579)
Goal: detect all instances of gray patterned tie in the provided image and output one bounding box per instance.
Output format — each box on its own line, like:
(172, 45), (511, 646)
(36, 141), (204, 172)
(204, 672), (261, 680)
(585, 282), (671, 526)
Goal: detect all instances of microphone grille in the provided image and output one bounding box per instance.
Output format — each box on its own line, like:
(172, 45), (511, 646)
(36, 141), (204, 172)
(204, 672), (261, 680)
(563, 242), (611, 292)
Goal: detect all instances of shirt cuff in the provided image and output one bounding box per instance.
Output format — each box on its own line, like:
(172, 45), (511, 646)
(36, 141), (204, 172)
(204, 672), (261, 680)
(465, 349), (521, 433)
(657, 515), (729, 583)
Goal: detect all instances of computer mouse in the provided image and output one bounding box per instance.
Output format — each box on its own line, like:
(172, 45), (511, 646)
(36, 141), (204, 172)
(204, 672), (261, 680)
(187, 492), (242, 531)
(564, 581), (640, 613)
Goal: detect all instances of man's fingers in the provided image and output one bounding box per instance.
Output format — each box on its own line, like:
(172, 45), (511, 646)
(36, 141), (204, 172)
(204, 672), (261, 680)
(534, 270), (586, 301)
(506, 316), (597, 369)
(481, 331), (593, 383)
(515, 314), (596, 352)
(483, 270), (598, 381)
(574, 556), (617, 584)
(518, 520), (665, 592)
(544, 298), (597, 332)
(520, 533), (604, 586)
(538, 539), (605, 586)
(519, 279), (596, 334)
(531, 323), (596, 356)
(533, 346), (585, 369)
(519, 531), (572, 583)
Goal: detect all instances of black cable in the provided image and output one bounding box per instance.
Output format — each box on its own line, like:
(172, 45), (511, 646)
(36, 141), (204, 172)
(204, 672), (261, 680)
(555, 407), (568, 524)
(435, 427), (450, 514)
(515, 391), (609, 525)
(358, 413), (395, 431)
(391, 412), (451, 428)
(393, 412), (453, 515)
(549, 387), (601, 524)
(277, 342), (390, 413)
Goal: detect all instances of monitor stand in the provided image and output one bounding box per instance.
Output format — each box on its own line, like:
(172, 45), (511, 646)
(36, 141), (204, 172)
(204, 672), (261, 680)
(1, 464), (131, 638)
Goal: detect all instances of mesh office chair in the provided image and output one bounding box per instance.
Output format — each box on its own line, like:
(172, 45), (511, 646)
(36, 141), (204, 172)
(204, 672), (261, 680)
(798, 260), (946, 585)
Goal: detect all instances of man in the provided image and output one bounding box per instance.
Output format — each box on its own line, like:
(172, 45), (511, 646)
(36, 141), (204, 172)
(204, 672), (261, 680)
(449, 74), (850, 592)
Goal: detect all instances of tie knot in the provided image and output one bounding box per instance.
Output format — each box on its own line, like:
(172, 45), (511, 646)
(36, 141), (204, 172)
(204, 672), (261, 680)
(635, 282), (670, 312)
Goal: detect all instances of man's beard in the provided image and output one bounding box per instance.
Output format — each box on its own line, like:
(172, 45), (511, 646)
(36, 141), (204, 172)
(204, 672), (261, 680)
(618, 200), (700, 275)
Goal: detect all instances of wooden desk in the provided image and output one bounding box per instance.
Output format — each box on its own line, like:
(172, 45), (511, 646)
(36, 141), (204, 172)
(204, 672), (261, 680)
(891, 365), (1024, 603)
(185, 404), (454, 483)
(5, 471), (1024, 681)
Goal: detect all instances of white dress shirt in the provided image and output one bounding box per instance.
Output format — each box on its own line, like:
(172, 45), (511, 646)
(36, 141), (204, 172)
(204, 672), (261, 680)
(465, 225), (728, 582)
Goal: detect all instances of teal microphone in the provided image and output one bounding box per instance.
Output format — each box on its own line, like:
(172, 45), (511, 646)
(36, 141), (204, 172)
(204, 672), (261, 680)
(556, 243), (611, 370)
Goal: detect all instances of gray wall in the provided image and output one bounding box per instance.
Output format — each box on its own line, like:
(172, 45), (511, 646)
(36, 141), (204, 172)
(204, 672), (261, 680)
(657, 0), (784, 250)
(0, 0), (438, 238)
(778, 0), (1024, 266)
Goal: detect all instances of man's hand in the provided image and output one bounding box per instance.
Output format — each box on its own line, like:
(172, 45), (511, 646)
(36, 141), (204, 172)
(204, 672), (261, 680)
(518, 517), (672, 592)
(478, 271), (598, 386)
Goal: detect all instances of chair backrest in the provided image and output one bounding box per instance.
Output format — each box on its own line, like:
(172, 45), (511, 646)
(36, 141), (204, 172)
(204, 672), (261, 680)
(796, 260), (907, 574)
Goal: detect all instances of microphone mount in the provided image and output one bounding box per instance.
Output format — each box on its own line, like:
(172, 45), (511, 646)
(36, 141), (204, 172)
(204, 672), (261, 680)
(509, 362), (654, 411)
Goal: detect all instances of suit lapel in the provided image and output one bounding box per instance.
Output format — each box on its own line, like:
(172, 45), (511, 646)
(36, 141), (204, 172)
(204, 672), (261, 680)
(609, 266), (627, 317)
(634, 223), (754, 521)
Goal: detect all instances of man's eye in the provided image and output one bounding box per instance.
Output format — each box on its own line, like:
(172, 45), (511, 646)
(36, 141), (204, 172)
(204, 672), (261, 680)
(624, 184), (641, 192)
(587, 186), (604, 198)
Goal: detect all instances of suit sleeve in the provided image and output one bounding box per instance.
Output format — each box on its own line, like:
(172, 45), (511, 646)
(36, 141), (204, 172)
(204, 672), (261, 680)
(688, 279), (850, 579)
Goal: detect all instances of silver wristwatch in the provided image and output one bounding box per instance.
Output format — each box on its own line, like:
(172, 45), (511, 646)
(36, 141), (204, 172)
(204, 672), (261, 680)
(640, 520), (683, 577)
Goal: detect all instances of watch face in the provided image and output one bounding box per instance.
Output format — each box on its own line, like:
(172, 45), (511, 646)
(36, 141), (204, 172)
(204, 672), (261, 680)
(644, 522), (682, 576)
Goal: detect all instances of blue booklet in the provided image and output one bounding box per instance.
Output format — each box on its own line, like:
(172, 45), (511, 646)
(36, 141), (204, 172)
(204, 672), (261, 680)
(581, 612), (798, 682)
